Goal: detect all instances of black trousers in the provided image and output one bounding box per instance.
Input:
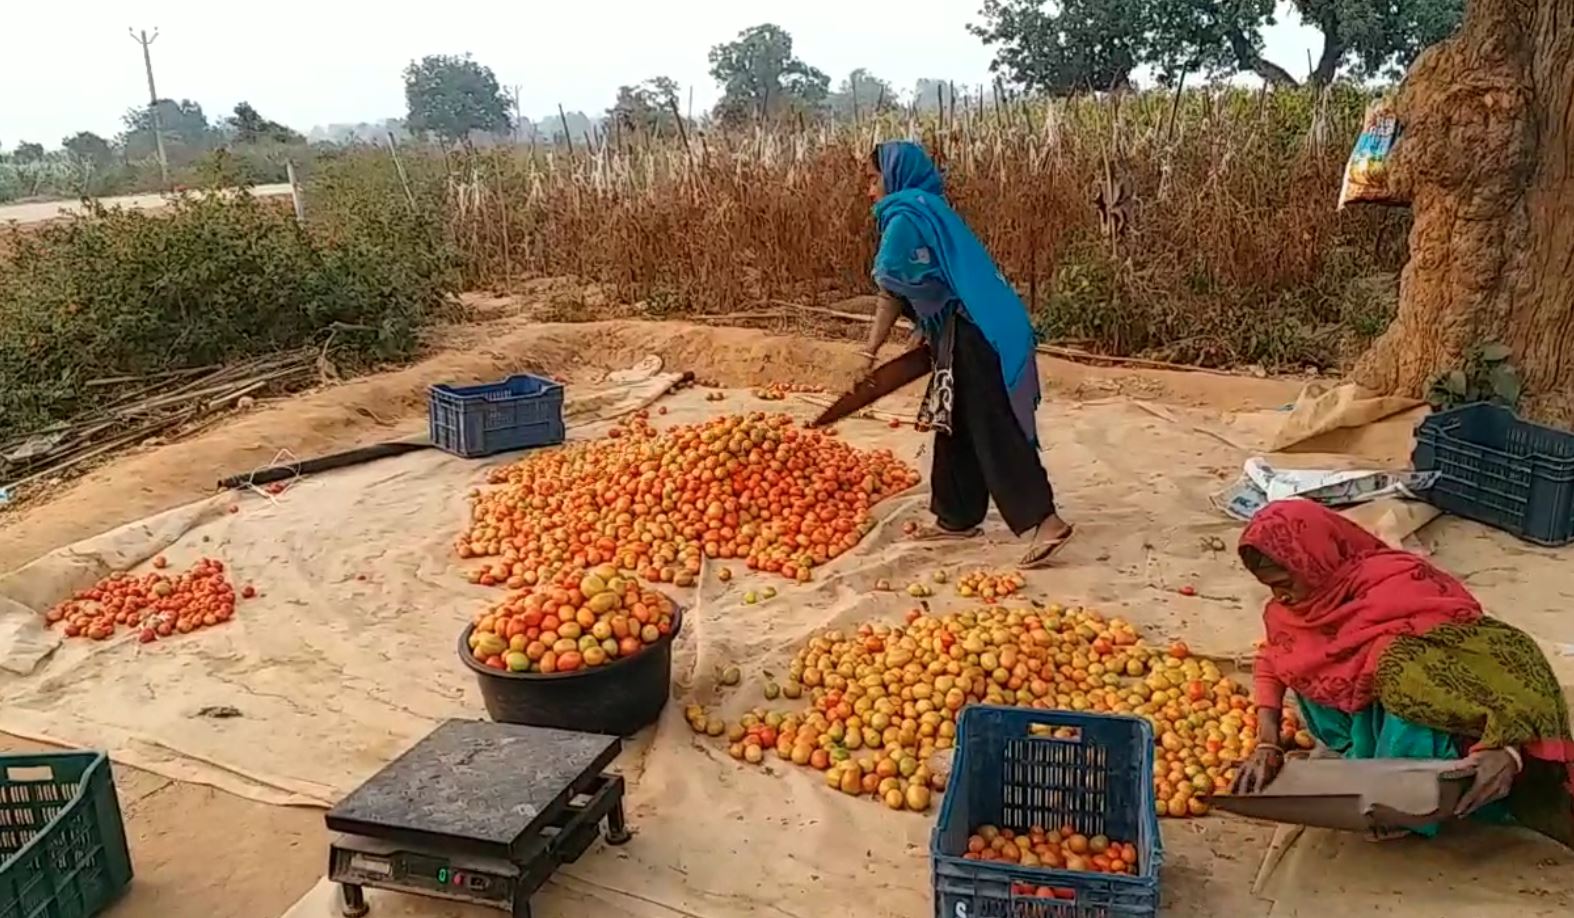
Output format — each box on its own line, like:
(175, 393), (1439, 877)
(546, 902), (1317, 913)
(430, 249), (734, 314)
(930, 319), (1055, 536)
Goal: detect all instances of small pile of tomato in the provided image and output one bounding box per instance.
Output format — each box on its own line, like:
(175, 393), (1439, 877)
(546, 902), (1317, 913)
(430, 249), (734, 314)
(43, 556), (249, 643)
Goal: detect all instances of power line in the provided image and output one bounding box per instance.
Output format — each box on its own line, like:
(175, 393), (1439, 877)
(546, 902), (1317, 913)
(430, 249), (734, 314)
(129, 27), (170, 189)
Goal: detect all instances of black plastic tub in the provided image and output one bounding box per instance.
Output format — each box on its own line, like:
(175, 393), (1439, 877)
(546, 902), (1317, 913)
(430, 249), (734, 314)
(457, 607), (683, 736)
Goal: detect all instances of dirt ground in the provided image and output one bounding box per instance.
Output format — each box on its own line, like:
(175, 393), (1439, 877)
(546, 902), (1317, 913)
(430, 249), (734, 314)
(0, 295), (1303, 569)
(0, 300), (1424, 918)
(0, 184), (293, 228)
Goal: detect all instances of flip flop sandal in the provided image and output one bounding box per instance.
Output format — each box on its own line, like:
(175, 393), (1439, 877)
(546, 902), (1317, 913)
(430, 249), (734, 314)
(910, 524), (983, 542)
(1365, 827), (1409, 843)
(1021, 525), (1076, 570)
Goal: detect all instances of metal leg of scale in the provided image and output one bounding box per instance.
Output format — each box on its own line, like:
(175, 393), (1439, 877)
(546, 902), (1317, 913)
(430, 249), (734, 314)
(338, 882), (368, 918)
(605, 799), (632, 845)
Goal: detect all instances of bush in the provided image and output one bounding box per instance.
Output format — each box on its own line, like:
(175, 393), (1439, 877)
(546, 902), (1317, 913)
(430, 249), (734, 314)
(334, 83), (1408, 370)
(0, 188), (456, 434)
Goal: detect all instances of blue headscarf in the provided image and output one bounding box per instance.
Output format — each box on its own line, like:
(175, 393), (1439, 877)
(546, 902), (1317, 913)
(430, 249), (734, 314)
(871, 141), (1040, 435)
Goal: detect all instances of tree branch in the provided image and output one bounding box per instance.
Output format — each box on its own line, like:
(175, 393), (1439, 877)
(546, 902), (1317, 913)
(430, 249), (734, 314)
(1226, 27), (1300, 88)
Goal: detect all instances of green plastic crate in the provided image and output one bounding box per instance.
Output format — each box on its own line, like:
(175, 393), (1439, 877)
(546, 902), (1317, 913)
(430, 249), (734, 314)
(0, 752), (133, 918)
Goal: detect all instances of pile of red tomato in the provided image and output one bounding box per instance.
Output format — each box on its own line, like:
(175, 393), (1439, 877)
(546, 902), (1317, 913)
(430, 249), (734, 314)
(43, 556), (248, 643)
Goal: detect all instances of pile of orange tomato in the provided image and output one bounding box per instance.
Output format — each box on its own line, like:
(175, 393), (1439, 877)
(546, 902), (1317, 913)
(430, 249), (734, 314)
(457, 412), (918, 588)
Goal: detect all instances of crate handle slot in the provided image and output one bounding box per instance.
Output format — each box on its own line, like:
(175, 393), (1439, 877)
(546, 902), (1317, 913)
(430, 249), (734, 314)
(4, 765), (54, 782)
(1011, 881), (1078, 905)
(1025, 723), (1084, 743)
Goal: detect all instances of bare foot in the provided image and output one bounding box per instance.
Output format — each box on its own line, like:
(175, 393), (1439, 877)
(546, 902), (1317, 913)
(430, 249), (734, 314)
(1021, 515), (1075, 569)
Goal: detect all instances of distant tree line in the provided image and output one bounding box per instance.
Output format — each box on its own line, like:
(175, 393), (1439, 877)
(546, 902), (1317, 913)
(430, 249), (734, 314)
(1, 100), (304, 201)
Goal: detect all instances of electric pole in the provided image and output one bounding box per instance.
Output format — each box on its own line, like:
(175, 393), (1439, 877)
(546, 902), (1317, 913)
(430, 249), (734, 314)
(129, 27), (170, 188)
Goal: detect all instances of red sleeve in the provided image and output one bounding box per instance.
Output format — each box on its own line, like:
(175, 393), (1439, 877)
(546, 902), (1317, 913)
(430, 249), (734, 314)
(1253, 652), (1286, 709)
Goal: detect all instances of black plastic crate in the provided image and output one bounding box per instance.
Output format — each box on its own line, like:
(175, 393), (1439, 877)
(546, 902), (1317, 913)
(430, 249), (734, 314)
(0, 751), (134, 918)
(932, 707), (1162, 918)
(1412, 403), (1574, 546)
(429, 374), (565, 459)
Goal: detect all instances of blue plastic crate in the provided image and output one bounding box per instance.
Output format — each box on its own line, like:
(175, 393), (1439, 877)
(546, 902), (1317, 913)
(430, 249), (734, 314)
(429, 374), (565, 459)
(0, 751), (134, 918)
(1412, 403), (1574, 546)
(932, 707), (1162, 918)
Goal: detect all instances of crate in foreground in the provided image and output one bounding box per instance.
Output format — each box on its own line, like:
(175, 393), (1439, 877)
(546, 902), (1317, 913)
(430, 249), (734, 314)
(428, 374), (566, 459)
(1412, 403), (1574, 546)
(932, 706), (1162, 918)
(0, 751), (133, 918)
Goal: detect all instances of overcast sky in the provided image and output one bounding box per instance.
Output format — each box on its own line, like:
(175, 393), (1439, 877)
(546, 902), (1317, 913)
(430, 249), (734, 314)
(2, 2), (1323, 147)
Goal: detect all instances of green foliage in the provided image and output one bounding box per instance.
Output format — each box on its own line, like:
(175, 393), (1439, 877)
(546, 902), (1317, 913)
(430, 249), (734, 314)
(403, 54), (512, 144)
(120, 99), (214, 161)
(226, 102), (305, 145)
(971, 0), (1149, 93)
(61, 132), (114, 170)
(1427, 344), (1522, 411)
(972, 0), (1462, 91)
(0, 188), (455, 435)
(708, 24), (831, 124)
(607, 77), (683, 135)
(13, 142), (45, 164)
(1146, 0), (1280, 83)
(1321, 0), (1465, 80)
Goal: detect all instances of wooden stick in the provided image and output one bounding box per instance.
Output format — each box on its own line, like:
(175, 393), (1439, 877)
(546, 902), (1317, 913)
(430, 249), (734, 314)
(766, 300), (1238, 376)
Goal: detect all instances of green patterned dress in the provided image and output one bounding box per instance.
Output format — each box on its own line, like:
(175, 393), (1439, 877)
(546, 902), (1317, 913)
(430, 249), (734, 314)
(1296, 617), (1574, 847)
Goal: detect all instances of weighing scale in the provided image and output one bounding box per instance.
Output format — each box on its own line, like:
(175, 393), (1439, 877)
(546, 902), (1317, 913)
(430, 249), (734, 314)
(325, 719), (629, 917)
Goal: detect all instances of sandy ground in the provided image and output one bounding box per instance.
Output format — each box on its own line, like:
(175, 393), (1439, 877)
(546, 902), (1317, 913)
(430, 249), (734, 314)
(11, 304), (1561, 918)
(0, 184), (293, 227)
(0, 298), (1303, 569)
(0, 734), (323, 918)
(0, 305), (1311, 918)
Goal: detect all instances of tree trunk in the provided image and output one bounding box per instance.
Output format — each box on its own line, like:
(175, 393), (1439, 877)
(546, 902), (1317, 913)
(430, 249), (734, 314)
(1308, 35), (1345, 86)
(1352, 0), (1574, 424)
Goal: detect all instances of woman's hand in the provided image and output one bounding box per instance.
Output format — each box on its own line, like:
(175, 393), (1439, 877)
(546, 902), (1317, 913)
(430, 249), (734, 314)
(1455, 748), (1519, 816)
(1232, 744), (1285, 795)
(834, 353), (876, 393)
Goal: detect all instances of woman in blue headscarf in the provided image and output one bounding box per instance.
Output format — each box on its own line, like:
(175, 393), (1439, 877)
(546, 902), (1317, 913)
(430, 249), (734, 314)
(858, 141), (1074, 567)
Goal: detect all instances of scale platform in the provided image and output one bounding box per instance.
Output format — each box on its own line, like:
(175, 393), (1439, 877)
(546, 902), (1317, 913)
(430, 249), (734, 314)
(325, 719), (629, 917)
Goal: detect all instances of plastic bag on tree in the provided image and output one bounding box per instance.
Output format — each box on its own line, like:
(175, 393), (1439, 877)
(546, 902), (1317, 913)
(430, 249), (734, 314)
(1338, 100), (1400, 209)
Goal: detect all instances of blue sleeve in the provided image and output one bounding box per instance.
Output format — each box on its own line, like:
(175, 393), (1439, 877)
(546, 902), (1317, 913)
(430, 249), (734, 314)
(873, 214), (951, 305)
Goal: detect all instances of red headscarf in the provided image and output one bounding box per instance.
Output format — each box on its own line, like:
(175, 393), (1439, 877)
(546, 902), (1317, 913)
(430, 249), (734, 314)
(1239, 499), (1482, 713)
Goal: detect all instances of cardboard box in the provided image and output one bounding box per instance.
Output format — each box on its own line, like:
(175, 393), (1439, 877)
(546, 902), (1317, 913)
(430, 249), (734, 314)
(1213, 758), (1474, 832)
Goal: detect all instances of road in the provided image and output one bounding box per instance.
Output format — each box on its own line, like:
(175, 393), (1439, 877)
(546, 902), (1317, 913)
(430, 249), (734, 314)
(0, 183), (293, 226)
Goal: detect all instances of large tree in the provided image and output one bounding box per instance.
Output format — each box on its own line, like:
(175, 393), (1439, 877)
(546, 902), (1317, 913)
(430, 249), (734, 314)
(61, 132), (114, 169)
(708, 24), (830, 124)
(121, 99), (213, 160)
(974, 1), (1463, 90)
(403, 54), (512, 143)
(607, 77), (683, 135)
(971, 0), (1149, 93)
(226, 102), (305, 144)
(1351, 0), (1574, 423)
(828, 69), (896, 120)
(12, 141), (45, 164)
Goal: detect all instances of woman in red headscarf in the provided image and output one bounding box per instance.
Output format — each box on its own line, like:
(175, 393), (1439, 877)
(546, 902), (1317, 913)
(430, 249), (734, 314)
(1232, 499), (1573, 847)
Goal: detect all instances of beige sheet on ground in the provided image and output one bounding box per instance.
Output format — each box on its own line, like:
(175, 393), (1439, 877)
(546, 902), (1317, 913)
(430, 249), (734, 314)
(3, 369), (1572, 918)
